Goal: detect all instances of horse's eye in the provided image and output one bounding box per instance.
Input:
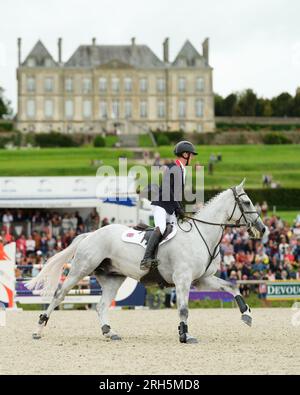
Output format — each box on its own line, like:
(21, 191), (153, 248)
(244, 201), (251, 206)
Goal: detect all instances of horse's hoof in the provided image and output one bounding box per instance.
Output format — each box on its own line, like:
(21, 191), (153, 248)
(186, 336), (198, 344)
(110, 334), (122, 341)
(179, 334), (198, 344)
(32, 333), (41, 340)
(241, 314), (252, 327)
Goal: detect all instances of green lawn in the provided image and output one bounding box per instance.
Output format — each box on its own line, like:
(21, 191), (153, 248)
(0, 144), (299, 189)
(158, 144), (300, 189)
(272, 210), (299, 225)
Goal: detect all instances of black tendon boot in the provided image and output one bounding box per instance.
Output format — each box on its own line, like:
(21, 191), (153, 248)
(140, 227), (162, 270)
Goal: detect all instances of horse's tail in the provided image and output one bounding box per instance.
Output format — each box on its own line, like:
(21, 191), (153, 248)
(25, 232), (90, 296)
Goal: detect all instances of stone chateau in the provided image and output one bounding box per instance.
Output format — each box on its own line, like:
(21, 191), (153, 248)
(16, 38), (214, 134)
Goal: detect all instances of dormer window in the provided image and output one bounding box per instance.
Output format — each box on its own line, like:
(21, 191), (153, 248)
(178, 58), (186, 67)
(45, 59), (53, 67)
(195, 58), (203, 67)
(27, 58), (36, 67)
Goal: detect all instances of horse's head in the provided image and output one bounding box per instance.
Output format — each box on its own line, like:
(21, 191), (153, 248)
(228, 179), (267, 239)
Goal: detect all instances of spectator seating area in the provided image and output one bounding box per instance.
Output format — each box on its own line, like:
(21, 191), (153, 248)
(1, 207), (300, 297)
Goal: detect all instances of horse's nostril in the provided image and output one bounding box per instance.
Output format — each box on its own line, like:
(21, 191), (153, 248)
(262, 227), (266, 234)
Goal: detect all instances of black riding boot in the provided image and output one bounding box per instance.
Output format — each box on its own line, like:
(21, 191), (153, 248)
(140, 227), (162, 270)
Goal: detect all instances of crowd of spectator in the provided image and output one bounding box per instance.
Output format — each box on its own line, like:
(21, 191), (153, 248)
(0, 209), (112, 279)
(219, 205), (300, 301)
(1, 205), (300, 300)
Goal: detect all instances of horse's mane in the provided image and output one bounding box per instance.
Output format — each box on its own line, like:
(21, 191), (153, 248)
(193, 189), (229, 216)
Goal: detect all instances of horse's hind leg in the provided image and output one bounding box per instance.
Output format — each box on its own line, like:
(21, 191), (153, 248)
(32, 267), (85, 339)
(94, 274), (126, 341)
(195, 276), (252, 327)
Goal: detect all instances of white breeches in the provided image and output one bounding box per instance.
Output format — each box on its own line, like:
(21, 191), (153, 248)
(152, 206), (176, 235)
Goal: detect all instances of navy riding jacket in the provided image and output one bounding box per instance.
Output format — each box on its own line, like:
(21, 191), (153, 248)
(151, 162), (185, 215)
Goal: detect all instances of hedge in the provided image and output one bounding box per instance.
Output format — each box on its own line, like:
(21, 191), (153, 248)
(203, 188), (300, 211)
(35, 132), (78, 147)
(262, 132), (292, 144)
(152, 130), (184, 145)
(0, 121), (14, 132)
(216, 122), (300, 132)
(94, 135), (106, 147)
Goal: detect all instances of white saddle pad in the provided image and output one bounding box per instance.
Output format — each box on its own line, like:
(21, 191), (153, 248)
(121, 226), (177, 249)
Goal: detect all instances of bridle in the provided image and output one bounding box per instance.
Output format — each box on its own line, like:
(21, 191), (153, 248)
(179, 187), (261, 272)
(228, 187), (260, 228)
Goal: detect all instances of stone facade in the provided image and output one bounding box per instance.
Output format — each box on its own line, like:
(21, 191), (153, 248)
(16, 38), (215, 134)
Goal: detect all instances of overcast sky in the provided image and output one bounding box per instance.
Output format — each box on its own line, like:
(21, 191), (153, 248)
(1, 0), (299, 112)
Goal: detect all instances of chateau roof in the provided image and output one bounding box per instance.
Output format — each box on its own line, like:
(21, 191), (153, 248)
(173, 40), (204, 67)
(22, 40), (57, 67)
(65, 44), (165, 68)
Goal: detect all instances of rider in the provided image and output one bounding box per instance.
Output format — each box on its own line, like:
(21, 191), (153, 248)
(140, 140), (198, 270)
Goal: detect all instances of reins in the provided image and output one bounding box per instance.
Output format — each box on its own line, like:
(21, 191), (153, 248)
(178, 187), (260, 272)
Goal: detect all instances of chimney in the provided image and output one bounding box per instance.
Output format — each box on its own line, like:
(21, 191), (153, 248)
(17, 38), (22, 66)
(92, 37), (96, 46)
(131, 37), (136, 48)
(163, 38), (169, 63)
(58, 38), (62, 64)
(202, 37), (209, 64)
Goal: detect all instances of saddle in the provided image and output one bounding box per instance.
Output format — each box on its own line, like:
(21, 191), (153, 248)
(121, 222), (177, 249)
(133, 222), (173, 243)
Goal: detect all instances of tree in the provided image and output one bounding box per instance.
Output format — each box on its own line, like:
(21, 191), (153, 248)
(0, 87), (12, 119)
(236, 89), (257, 116)
(292, 92), (300, 116)
(223, 93), (238, 116)
(214, 94), (224, 116)
(271, 92), (293, 116)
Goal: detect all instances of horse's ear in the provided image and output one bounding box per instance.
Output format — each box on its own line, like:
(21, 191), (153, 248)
(237, 178), (246, 190)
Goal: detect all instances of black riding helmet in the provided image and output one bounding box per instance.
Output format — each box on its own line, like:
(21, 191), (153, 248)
(174, 141), (198, 157)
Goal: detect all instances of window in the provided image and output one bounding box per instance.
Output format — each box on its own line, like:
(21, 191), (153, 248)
(99, 77), (107, 92)
(124, 78), (132, 92)
(44, 77), (54, 92)
(83, 100), (92, 118)
(65, 100), (74, 119)
(26, 100), (35, 118)
(157, 101), (165, 118)
(112, 100), (120, 118)
(44, 99), (53, 118)
(157, 78), (166, 92)
(26, 77), (35, 92)
(195, 99), (204, 117)
(82, 78), (92, 93)
(140, 78), (148, 92)
(112, 78), (120, 93)
(99, 101), (107, 119)
(196, 77), (204, 92)
(45, 59), (53, 67)
(140, 101), (148, 118)
(27, 58), (36, 67)
(178, 100), (186, 118)
(65, 78), (73, 92)
(178, 77), (186, 92)
(125, 100), (132, 118)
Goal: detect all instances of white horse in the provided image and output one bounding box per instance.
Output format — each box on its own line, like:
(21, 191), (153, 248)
(27, 180), (266, 343)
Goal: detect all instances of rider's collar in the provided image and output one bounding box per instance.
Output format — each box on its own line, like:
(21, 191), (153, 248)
(175, 159), (185, 168)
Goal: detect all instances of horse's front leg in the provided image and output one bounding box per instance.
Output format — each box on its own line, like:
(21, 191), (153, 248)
(195, 276), (252, 327)
(173, 271), (198, 344)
